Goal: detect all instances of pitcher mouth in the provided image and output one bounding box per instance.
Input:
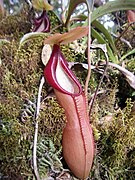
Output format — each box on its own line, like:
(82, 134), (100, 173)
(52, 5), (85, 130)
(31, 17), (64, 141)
(44, 44), (82, 96)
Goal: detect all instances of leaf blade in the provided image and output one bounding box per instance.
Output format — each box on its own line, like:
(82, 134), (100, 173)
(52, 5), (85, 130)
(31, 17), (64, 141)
(92, 0), (135, 22)
(92, 20), (117, 53)
(91, 28), (117, 62)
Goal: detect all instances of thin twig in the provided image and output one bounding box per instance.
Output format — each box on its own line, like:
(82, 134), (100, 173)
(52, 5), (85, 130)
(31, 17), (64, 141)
(111, 32), (132, 49)
(33, 121), (40, 180)
(35, 76), (45, 119)
(50, 24), (63, 34)
(84, 11), (92, 99)
(33, 76), (45, 180)
(89, 46), (109, 116)
(115, 24), (131, 44)
(85, 1), (94, 99)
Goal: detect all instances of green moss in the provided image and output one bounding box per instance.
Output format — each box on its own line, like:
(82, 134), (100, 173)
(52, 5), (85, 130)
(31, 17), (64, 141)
(48, 11), (67, 33)
(38, 98), (65, 135)
(0, 29), (67, 178)
(0, 114), (33, 178)
(0, 3), (31, 40)
(127, 58), (135, 72)
(91, 98), (135, 180)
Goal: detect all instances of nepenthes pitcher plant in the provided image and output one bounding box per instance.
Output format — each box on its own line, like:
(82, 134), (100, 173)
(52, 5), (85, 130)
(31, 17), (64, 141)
(42, 27), (95, 179)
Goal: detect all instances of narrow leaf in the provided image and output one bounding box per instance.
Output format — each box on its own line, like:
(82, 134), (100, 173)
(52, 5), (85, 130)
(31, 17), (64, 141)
(65, 0), (85, 26)
(70, 14), (87, 22)
(65, 0), (93, 26)
(19, 32), (47, 47)
(91, 28), (117, 62)
(120, 49), (135, 61)
(92, 0), (135, 22)
(92, 20), (117, 53)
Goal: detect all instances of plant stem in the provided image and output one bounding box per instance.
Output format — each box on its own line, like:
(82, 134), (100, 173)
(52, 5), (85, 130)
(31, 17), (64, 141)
(89, 49), (109, 116)
(33, 121), (40, 180)
(85, 11), (92, 99)
(33, 76), (45, 180)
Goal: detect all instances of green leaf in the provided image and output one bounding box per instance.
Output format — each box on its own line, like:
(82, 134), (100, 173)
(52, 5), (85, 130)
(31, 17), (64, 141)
(71, 14), (88, 22)
(132, 91), (135, 96)
(91, 28), (117, 62)
(0, 39), (10, 66)
(65, 0), (85, 26)
(92, 20), (117, 53)
(71, 17), (117, 54)
(120, 49), (135, 61)
(65, 0), (94, 26)
(92, 0), (135, 22)
(19, 32), (47, 48)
